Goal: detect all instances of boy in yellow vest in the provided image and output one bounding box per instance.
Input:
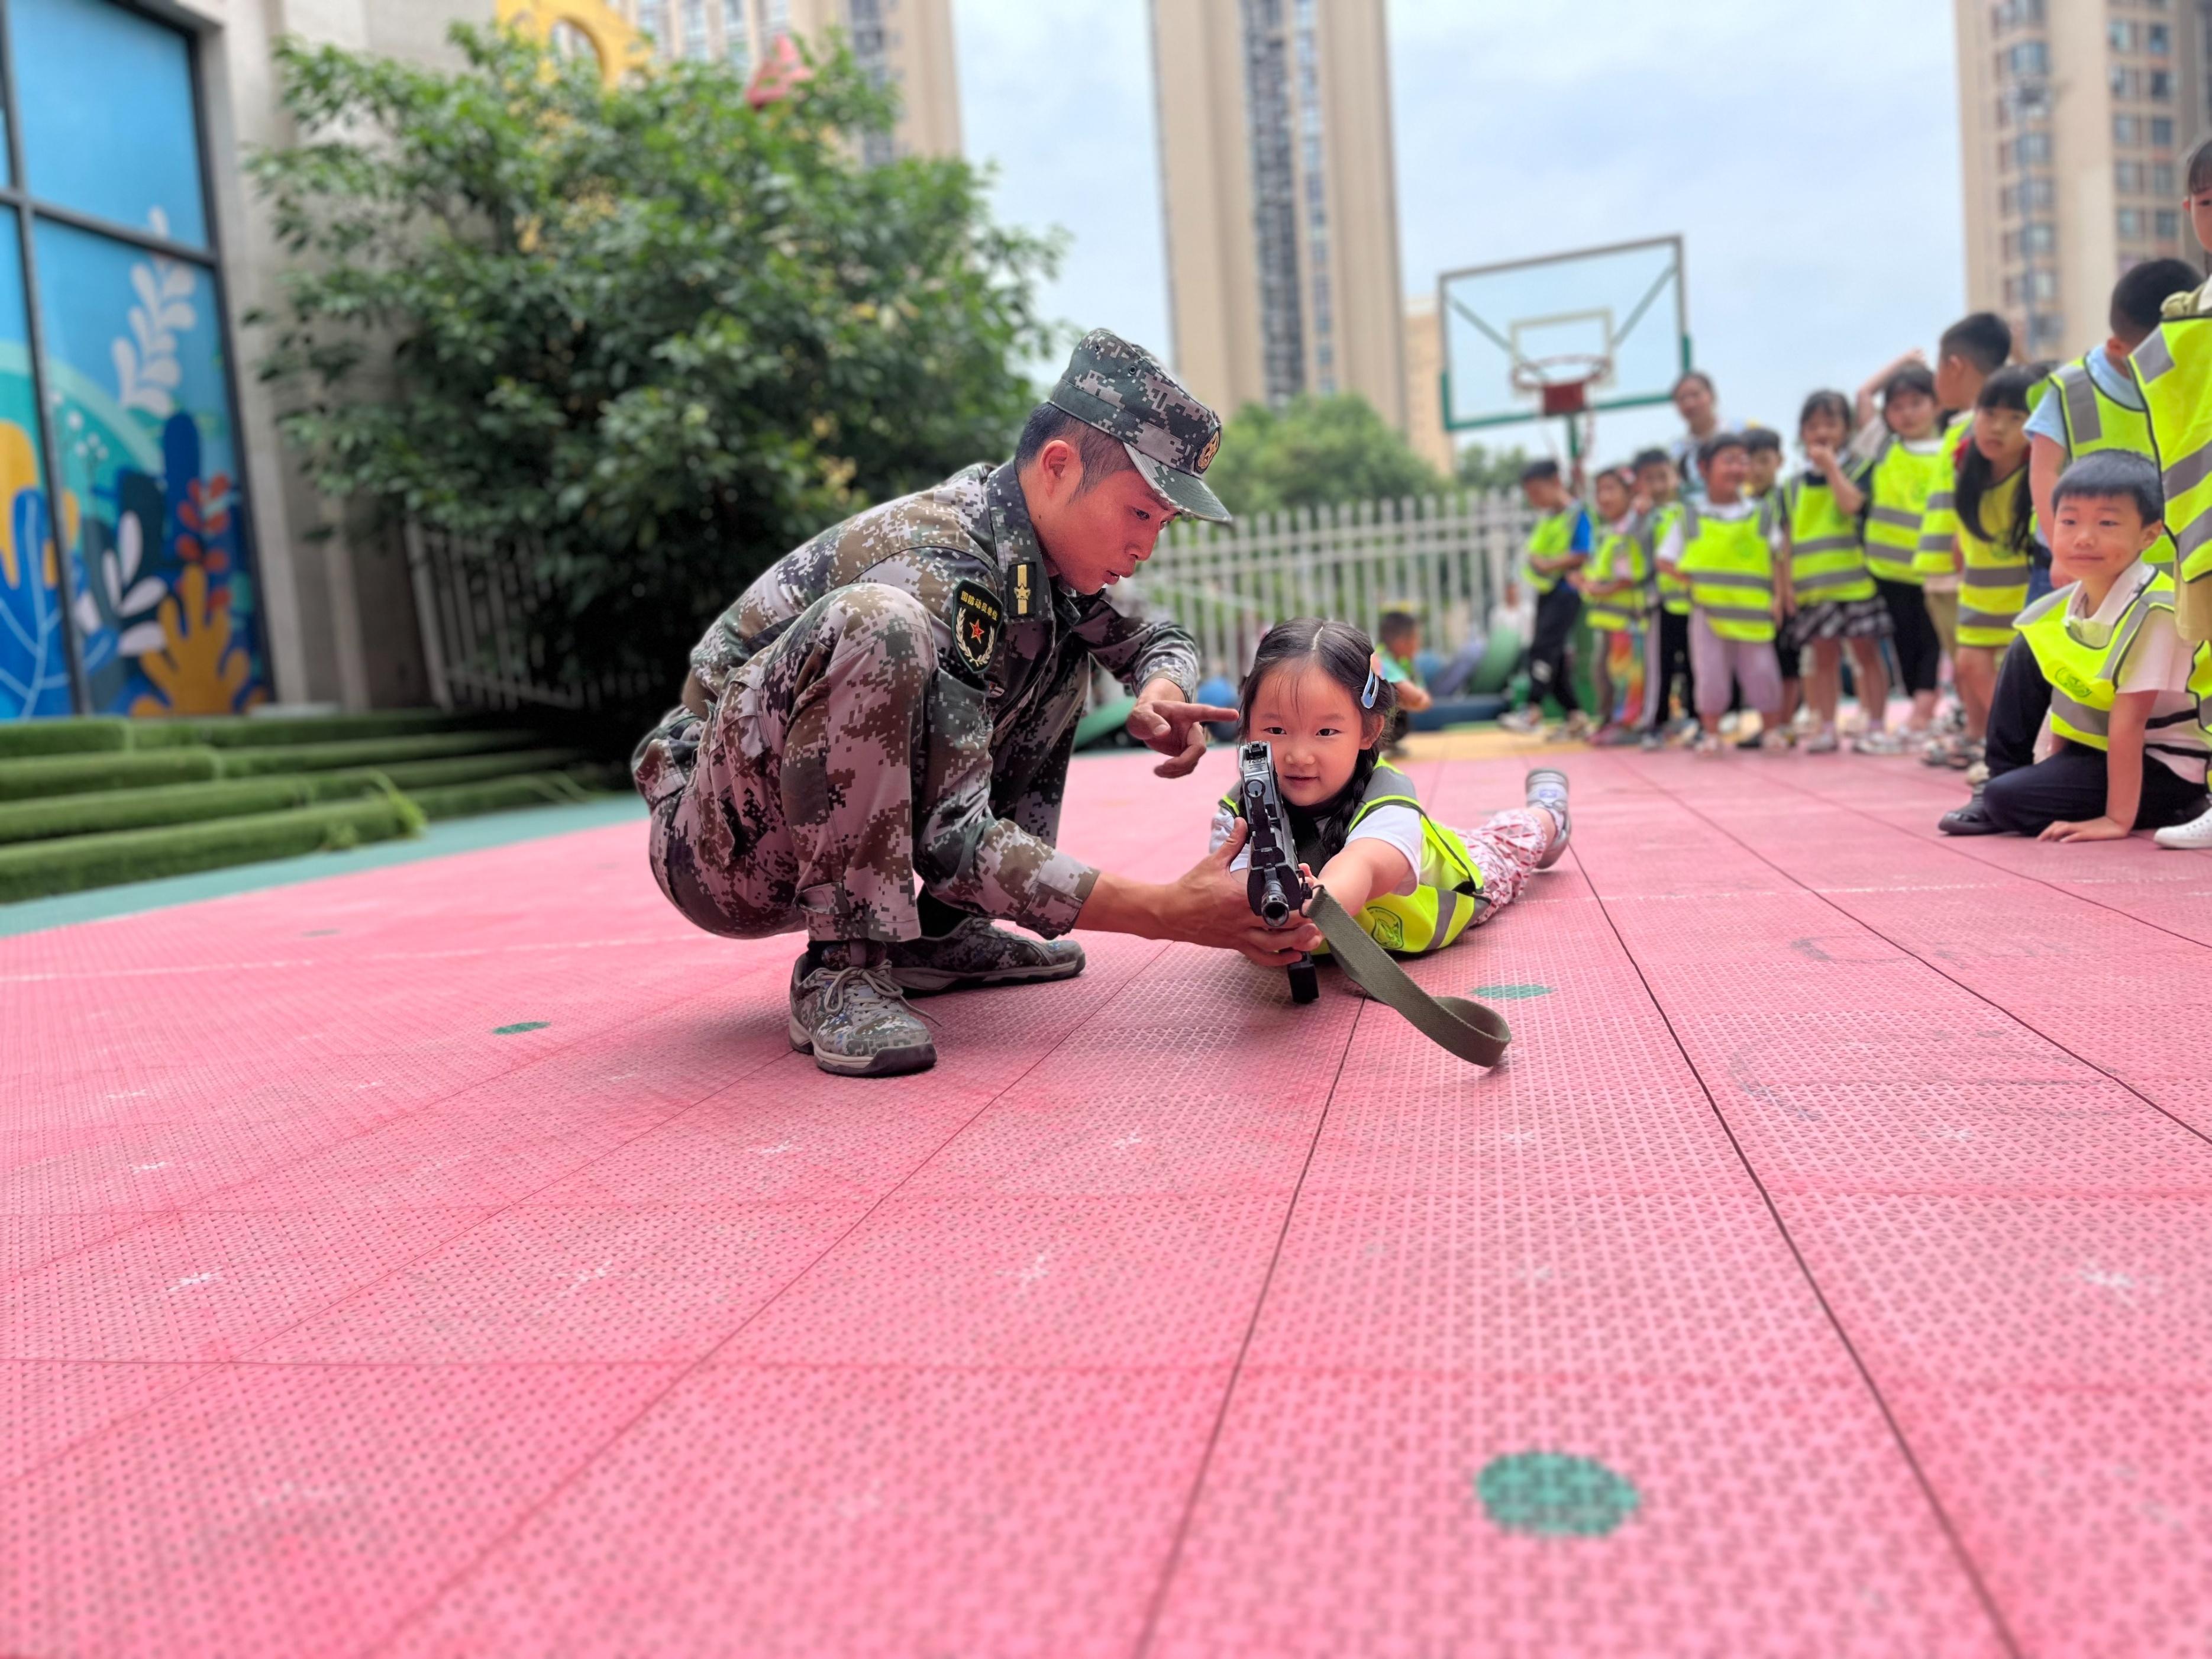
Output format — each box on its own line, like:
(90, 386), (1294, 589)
(1634, 446), (1695, 745)
(2026, 259), (2202, 560)
(1499, 459), (1592, 735)
(1939, 453), (2208, 840)
(1656, 432), (1788, 755)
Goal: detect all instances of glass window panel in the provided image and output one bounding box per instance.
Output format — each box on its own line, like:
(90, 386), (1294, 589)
(11, 0), (209, 247)
(33, 218), (266, 714)
(0, 211), (67, 716)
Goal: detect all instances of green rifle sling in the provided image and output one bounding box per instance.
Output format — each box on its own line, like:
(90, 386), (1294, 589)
(1308, 889), (1512, 1067)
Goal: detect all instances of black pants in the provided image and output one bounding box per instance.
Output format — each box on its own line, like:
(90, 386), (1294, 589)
(1979, 638), (2207, 834)
(1526, 584), (1582, 715)
(1876, 577), (1942, 696)
(1649, 607), (1693, 730)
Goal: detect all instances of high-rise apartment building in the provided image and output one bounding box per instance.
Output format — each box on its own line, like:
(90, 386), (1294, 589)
(1149, 0), (1408, 430)
(618, 0), (961, 160)
(1957, 0), (2212, 362)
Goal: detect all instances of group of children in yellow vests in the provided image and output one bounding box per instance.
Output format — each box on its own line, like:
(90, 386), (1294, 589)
(1481, 135), (2212, 848)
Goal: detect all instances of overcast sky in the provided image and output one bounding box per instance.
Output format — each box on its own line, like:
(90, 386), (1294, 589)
(952, 0), (1964, 464)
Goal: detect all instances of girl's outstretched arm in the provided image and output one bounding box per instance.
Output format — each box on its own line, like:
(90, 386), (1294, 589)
(1312, 838), (1413, 920)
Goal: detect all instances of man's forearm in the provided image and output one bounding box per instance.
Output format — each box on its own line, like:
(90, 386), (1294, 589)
(1075, 869), (1179, 939)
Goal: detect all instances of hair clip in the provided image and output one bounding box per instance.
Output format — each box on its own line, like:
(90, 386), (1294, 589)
(1361, 655), (1381, 709)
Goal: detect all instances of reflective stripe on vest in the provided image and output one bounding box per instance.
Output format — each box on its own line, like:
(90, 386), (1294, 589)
(1650, 502), (1692, 614)
(1524, 508), (1580, 595)
(2135, 319), (2212, 589)
(1584, 524), (1655, 631)
(2051, 355), (2175, 567)
(1678, 503), (1777, 643)
(1913, 414), (1973, 576)
(1864, 437), (1948, 585)
(1954, 462), (2031, 645)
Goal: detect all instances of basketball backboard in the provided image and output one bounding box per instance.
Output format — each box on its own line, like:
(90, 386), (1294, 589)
(1438, 236), (1688, 432)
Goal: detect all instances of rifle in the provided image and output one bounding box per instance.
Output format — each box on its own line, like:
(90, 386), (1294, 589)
(1235, 739), (1512, 1067)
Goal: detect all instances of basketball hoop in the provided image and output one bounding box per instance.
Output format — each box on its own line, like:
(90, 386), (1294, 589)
(1510, 353), (1613, 417)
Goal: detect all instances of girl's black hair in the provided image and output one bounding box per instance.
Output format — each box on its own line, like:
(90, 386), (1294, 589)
(1798, 389), (1852, 438)
(1882, 362), (1939, 409)
(1238, 618), (1394, 863)
(1955, 363), (2040, 556)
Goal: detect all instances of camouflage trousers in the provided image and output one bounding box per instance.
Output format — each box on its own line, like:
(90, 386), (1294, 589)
(632, 584), (1077, 945)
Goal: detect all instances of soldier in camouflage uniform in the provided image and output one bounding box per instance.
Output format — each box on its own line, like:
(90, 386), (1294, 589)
(633, 330), (1319, 1076)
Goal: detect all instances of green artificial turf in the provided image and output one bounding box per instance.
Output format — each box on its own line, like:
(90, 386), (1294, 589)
(125, 709), (474, 749)
(0, 793), (428, 903)
(0, 748), (222, 801)
(408, 769), (625, 821)
(0, 717), (134, 759)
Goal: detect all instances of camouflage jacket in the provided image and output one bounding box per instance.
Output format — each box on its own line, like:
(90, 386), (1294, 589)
(688, 461), (1202, 933)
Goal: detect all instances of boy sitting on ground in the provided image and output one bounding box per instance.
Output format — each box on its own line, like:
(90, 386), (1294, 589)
(1940, 453), (2210, 841)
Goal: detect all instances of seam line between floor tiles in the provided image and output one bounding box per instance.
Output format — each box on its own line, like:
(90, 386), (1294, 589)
(359, 938), (1181, 1657)
(1625, 756), (2212, 1156)
(1130, 970), (1362, 1659)
(1573, 755), (2024, 1657)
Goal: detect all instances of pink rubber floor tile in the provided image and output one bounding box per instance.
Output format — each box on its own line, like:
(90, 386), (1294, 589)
(532, 1091), (986, 1205)
(0, 1358), (209, 1482)
(260, 1201), (863, 1363)
(1663, 1007), (2098, 1089)
(714, 1193), (1293, 1370)
(1709, 1077), (2212, 1198)
(1147, 1368), (2004, 1659)
(384, 1363), (1227, 1659)
(0, 1360), (683, 1658)
(2004, 999), (2212, 1081)
(1777, 1193), (2212, 1388)
(0, 1206), (489, 1360)
(0, 1118), (354, 1214)
(1888, 1380), (2212, 1658)
(1244, 1191), (1849, 1383)
(1, 1212), (154, 1286)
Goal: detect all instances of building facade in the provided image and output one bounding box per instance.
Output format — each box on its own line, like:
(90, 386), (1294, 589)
(613, 0), (960, 162)
(1149, 0), (1407, 431)
(0, 0), (958, 724)
(1957, 0), (2212, 363)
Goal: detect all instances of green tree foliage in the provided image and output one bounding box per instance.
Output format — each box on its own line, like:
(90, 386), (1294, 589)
(1203, 393), (1446, 517)
(250, 25), (1058, 708)
(1454, 441), (1532, 493)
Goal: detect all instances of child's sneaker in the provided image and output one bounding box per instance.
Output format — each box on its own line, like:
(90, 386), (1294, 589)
(2156, 802), (2212, 849)
(1693, 731), (1725, 757)
(1805, 727), (1840, 754)
(1498, 706), (1545, 734)
(1853, 729), (1905, 756)
(1638, 731), (1665, 752)
(1759, 728), (1792, 753)
(1562, 711), (1594, 741)
(1525, 769), (1571, 867)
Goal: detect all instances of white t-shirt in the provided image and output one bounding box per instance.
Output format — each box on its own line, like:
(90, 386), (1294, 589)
(2037, 560), (2205, 783)
(1208, 800), (1423, 898)
(1655, 496), (1785, 569)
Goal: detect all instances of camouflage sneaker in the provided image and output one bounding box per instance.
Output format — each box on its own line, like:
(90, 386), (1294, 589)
(884, 918), (1086, 996)
(788, 953), (937, 1077)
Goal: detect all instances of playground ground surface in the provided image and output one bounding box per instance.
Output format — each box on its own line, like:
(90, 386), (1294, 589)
(5, 735), (2210, 1656)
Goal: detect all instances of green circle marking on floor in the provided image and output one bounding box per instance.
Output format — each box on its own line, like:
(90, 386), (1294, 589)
(1472, 983), (1553, 1000)
(1475, 1452), (1640, 1537)
(493, 1021), (551, 1035)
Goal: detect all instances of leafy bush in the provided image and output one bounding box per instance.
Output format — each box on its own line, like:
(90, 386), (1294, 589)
(251, 25), (1058, 712)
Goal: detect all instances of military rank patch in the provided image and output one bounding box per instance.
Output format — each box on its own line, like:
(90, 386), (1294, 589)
(951, 580), (1002, 679)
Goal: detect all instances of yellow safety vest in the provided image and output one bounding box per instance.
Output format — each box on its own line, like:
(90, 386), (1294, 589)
(1955, 464), (2033, 649)
(1784, 467), (1875, 604)
(1222, 762), (1484, 957)
(2134, 319), (2212, 595)
(1912, 412), (1974, 577)
(1523, 507), (1585, 596)
(2013, 567), (2212, 761)
(1649, 501), (1691, 615)
(1677, 500), (1778, 643)
(2046, 354), (2175, 569)
(1864, 434), (1951, 585)
(1583, 519), (1655, 632)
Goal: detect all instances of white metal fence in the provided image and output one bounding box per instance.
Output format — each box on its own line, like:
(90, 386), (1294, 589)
(1121, 490), (1532, 685)
(406, 489), (1533, 711)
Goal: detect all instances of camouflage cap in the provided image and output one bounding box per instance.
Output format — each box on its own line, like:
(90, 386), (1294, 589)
(1047, 329), (1231, 522)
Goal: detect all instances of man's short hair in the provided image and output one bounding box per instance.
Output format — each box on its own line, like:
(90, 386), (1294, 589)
(1742, 425), (1782, 455)
(1630, 447), (1671, 472)
(1699, 431), (1749, 467)
(1015, 404), (1136, 492)
(1520, 458), (1562, 485)
(2111, 259), (2204, 343)
(1939, 312), (2013, 374)
(2051, 450), (2163, 525)
(1672, 370), (1714, 398)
